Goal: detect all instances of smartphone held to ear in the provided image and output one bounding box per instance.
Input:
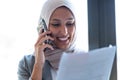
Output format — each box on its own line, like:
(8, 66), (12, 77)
(39, 18), (55, 51)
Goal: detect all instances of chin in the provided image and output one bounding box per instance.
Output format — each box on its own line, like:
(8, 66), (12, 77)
(58, 45), (70, 50)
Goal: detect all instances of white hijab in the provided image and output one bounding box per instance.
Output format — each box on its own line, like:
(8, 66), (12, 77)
(38, 0), (78, 51)
(37, 0), (79, 70)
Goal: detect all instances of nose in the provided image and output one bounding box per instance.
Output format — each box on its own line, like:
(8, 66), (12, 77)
(59, 25), (68, 36)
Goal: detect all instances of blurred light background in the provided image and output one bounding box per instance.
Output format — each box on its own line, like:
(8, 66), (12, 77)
(0, 0), (88, 79)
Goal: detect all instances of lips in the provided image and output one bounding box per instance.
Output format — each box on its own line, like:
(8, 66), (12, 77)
(56, 36), (70, 44)
(58, 37), (69, 41)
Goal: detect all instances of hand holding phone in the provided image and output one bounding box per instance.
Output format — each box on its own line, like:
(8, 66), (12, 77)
(38, 18), (55, 51)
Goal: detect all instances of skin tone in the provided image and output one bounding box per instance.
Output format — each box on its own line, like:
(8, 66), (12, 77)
(31, 6), (75, 80)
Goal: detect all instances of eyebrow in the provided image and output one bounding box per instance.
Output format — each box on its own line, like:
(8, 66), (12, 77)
(51, 19), (61, 22)
(51, 18), (75, 21)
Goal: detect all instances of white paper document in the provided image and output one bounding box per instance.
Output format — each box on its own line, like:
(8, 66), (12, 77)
(56, 46), (116, 80)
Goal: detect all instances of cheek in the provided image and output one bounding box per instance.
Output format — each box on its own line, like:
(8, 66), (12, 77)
(69, 27), (75, 37)
(49, 27), (58, 37)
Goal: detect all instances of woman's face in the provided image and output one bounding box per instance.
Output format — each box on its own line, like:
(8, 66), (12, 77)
(49, 7), (75, 50)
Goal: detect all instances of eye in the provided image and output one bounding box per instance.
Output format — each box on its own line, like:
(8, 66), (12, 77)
(66, 22), (75, 27)
(51, 23), (60, 27)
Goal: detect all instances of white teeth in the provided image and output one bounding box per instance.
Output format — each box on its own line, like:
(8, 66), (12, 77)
(58, 37), (68, 41)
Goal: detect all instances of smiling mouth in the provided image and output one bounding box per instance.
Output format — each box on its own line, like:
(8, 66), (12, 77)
(56, 36), (70, 43)
(58, 37), (68, 41)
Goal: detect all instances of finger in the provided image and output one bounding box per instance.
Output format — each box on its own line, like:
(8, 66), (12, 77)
(39, 30), (51, 38)
(36, 31), (51, 44)
(43, 44), (54, 50)
(36, 43), (54, 51)
(35, 36), (54, 47)
(38, 36), (54, 45)
(35, 31), (51, 44)
(39, 29), (44, 34)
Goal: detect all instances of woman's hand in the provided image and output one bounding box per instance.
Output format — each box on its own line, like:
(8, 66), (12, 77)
(31, 30), (54, 80)
(34, 30), (54, 67)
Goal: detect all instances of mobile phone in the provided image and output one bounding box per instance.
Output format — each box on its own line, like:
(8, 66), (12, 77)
(40, 19), (55, 50)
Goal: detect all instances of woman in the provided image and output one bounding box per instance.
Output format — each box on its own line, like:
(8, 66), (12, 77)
(18, 0), (79, 80)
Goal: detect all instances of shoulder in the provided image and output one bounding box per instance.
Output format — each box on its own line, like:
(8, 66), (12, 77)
(19, 54), (35, 67)
(18, 54), (35, 74)
(20, 54), (34, 63)
(23, 54), (35, 63)
(18, 54), (35, 79)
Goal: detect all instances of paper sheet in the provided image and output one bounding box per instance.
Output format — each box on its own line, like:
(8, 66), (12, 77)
(56, 46), (116, 80)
